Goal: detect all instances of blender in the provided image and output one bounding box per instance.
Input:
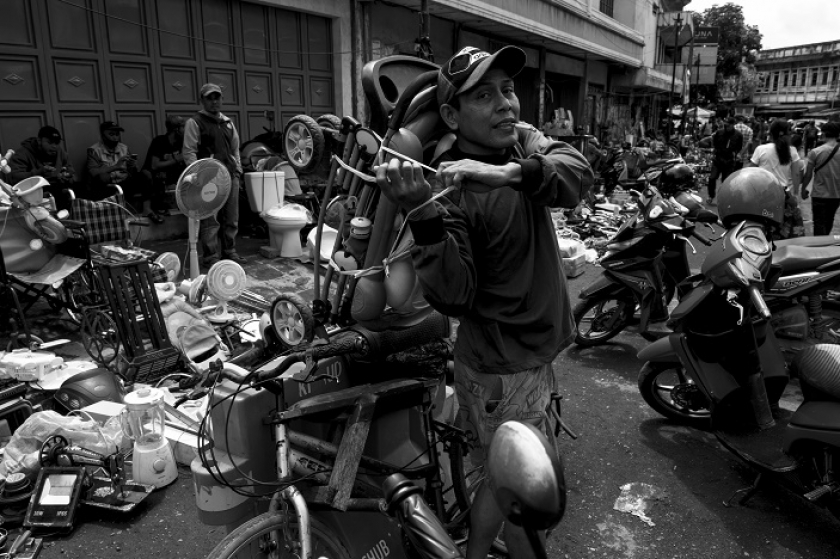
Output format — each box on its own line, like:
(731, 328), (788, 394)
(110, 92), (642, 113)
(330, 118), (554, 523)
(122, 387), (178, 489)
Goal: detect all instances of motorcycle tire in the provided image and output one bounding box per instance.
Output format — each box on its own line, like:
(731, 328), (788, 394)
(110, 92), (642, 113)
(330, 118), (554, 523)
(283, 115), (326, 174)
(206, 512), (350, 559)
(573, 295), (635, 347)
(638, 361), (712, 429)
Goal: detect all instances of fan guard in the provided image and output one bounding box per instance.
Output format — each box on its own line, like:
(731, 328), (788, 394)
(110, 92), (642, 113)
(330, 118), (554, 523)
(205, 260), (246, 323)
(154, 252), (181, 282)
(176, 159), (232, 220)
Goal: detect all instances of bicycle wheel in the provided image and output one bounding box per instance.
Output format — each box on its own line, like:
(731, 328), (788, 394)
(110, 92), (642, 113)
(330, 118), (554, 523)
(207, 512), (350, 559)
(447, 439), (508, 556)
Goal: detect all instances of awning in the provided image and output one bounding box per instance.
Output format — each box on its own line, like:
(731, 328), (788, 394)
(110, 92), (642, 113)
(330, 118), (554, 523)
(754, 103), (829, 116)
(802, 107), (840, 119)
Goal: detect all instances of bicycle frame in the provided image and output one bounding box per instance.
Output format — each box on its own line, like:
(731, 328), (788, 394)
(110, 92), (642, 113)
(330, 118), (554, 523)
(193, 360), (461, 559)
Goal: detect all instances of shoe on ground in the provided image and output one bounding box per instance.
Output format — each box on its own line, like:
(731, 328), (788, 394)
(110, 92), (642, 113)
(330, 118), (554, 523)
(707, 197), (716, 206)
(224, 253), (247, 263)
(146, 212), (164, 224)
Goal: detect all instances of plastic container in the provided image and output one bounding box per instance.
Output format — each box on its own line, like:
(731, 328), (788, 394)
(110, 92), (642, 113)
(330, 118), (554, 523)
(244, 171), (285, 213)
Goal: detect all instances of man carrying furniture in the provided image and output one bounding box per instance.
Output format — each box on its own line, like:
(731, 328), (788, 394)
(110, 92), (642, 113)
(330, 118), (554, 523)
(375, 45), (593, 559)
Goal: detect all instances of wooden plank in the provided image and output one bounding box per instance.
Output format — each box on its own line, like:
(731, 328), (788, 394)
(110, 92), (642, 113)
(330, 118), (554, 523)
(313, 393), (377, 511)
(281, 378), (427, 421)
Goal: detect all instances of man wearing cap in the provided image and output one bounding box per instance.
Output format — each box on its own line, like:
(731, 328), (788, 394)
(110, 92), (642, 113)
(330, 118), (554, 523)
(376, 45), (593, 559)
(86, 121), (157, 219)
(8, 126), (77, 207)
(182, 83), (244, 266)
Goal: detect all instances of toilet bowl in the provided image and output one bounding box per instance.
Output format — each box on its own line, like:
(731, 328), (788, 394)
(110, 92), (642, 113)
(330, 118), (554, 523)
(263, 204), (309, 258)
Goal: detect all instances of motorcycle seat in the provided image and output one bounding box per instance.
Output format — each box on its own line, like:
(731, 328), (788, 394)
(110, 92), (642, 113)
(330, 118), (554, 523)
(791, 344), (840, 402)
(771, 245), (840, 274)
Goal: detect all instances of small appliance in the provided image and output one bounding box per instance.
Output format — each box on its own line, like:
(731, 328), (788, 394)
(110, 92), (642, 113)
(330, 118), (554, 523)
(175, 159), (232, 279)
(121, 387), (178, 489)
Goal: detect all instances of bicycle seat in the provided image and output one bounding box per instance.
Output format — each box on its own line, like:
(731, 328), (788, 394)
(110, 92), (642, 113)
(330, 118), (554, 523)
(771, 244), (840, 274)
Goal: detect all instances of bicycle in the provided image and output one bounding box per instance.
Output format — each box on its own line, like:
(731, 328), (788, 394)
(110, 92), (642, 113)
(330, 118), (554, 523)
(188, 313), (509, 559)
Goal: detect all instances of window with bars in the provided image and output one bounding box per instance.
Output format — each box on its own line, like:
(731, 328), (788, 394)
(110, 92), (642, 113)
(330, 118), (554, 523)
(599, 0), (614, 17)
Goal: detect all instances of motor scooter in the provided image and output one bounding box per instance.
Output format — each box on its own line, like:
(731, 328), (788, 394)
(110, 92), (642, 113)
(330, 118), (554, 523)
(637, 219), (840, 518)
(574, 182), (717, 346)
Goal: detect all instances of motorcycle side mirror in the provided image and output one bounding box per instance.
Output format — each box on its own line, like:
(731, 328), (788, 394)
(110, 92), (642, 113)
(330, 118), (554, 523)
(487, 421), (566, 531)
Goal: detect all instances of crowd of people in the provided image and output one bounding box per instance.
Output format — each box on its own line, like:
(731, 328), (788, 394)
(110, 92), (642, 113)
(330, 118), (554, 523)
(4, 82), (245, 266)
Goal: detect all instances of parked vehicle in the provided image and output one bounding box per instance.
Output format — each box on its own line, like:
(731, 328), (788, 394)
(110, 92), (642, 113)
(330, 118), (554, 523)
(574, 181), (717, 346)
(636, 168), (840, 519)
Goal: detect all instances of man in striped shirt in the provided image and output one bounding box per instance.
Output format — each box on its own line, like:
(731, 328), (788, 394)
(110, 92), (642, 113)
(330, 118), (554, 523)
(734, 115), (754, 168)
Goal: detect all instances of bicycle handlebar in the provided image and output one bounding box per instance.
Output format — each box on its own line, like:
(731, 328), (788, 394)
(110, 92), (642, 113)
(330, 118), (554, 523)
(253, 337), (366, 383)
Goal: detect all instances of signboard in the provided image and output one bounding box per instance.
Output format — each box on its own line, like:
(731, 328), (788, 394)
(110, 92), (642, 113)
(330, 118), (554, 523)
(694, 26), (719, 45)
(697, 66), (717, 85)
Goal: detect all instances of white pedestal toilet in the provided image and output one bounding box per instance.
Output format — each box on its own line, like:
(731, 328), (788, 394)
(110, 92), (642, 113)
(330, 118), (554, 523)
(263, 204), (309, 258)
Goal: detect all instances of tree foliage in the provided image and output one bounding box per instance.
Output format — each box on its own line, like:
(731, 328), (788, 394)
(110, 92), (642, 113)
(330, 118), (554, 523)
(697, 3), (762, 76)
(694, 3), (763, 104)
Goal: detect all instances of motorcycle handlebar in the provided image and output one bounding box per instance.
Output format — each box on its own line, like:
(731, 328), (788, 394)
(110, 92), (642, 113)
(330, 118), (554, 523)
(690, 229), (713, 246)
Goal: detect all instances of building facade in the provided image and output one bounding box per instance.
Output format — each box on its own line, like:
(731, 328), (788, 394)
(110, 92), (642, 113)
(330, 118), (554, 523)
(753, 40), (840, 119)
(0, 0), (689, 172)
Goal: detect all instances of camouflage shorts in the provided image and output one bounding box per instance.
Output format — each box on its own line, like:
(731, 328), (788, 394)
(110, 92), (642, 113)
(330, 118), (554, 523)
(454, 360), (557, 461)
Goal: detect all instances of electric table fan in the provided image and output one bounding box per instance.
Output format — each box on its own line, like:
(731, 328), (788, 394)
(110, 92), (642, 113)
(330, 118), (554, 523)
(204, 260), (247, 324)
(175, 159), (231, 279)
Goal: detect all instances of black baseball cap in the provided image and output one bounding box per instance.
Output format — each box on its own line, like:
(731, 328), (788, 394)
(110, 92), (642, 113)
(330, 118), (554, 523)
(437, 46), (527, 107)
(100, 120), (124, 132)
(38, 125), (62, 143)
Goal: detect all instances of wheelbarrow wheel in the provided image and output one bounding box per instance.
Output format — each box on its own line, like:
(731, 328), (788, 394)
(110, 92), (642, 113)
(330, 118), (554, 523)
(269, 293), (315, 349)
(316, 114), (342, 131)
(283, 115), (325, 174)
(81, 308), (120, 366)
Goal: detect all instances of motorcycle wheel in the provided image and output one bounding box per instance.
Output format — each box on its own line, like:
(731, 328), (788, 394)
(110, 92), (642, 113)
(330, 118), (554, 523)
(573, 295), (635, 346)
(206, 512), (350, 559)
(448, 433), (508, 555)
(283, 115), (326, 174)
(638, 362), (711, 429)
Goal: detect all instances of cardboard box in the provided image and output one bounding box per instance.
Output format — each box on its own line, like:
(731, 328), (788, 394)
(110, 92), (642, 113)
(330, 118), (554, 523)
(562, 252), (587, 278)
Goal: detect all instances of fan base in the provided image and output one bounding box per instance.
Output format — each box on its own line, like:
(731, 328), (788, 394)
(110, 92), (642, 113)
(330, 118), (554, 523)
(208, 310), (236, 324)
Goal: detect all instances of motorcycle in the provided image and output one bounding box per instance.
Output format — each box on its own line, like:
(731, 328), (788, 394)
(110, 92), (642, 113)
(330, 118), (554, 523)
(573, 179), (718, 346)
(636, 216), (840, 519)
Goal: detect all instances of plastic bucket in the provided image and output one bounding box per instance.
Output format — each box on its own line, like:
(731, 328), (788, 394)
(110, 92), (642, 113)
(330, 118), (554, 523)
(244, 171), (285, 213)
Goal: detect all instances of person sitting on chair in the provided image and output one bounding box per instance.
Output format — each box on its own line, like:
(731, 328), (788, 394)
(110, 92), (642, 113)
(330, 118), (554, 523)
(86, 121), (160, 222)
(142, 115), (187, 217)
(8, 126), (76, 209)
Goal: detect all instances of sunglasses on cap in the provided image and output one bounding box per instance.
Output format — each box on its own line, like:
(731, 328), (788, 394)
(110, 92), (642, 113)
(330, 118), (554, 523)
(447, 48), (490, 76)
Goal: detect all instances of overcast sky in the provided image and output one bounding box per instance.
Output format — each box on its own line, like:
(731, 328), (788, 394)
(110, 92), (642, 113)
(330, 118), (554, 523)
(684, 0), (839, 50)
